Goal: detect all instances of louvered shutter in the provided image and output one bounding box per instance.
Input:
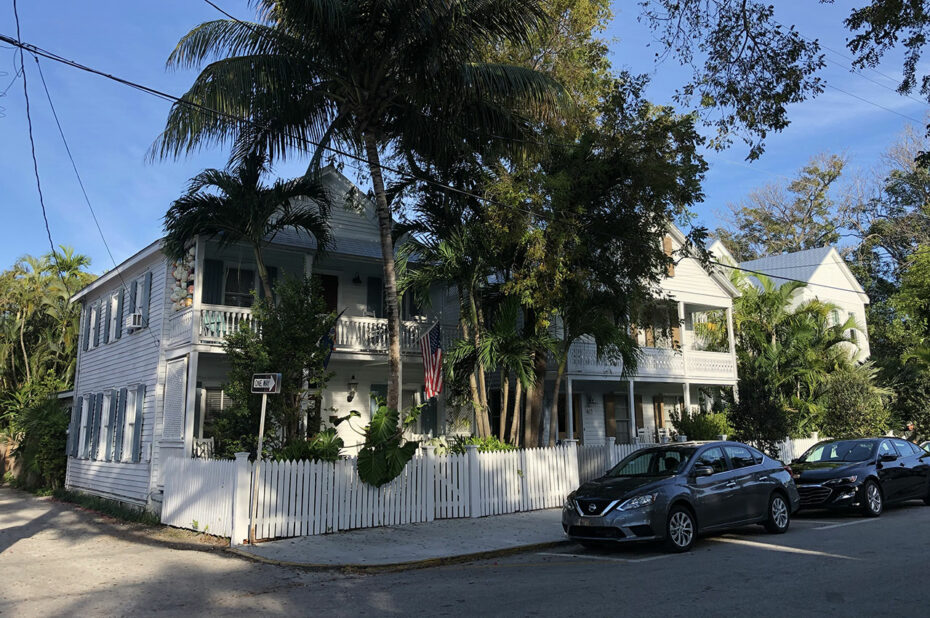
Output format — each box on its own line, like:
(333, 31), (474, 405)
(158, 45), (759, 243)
(103, 297), (112, 344)
(114, 387), (128, 461)
(366, 277), (383, 318)
(128, 280), (137, 314)
(91, 392), (104, 459)
(82, 305), (91, 351)
(105, 390), (118, 461)
(130, 384), (146, 462)
(67, 397), (81, 458)
(92, 303), (101, 347)
(663, 235), (675, 277)
(81, 393), (94, 458)
(114, 289), (124, 340)
(140, 272), (153, 328)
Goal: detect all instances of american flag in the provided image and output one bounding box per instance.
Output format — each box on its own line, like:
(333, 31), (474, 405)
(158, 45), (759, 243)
(420, 323), (443, 399)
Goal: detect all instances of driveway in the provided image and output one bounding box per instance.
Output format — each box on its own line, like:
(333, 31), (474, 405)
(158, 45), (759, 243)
(3, 485), (930, 616)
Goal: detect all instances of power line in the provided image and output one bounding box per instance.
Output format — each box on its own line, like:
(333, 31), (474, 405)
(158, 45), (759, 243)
(33, 55), (159, 348)
(824, 83), (924, 125)
(0, 32), (872, 298)
(11, 0), (69, 295)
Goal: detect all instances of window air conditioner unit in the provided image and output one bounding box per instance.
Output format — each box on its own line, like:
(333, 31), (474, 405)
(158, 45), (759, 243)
(125, 312), (144, 330)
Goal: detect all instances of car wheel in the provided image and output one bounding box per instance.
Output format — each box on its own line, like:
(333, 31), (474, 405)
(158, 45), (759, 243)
(763, 493), (791, 534)
(861, 480), (883, 517)
(664, 506), (696, 553)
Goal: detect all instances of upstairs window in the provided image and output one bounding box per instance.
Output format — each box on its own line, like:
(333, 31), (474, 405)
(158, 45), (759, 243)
(224, 268), (255, 307)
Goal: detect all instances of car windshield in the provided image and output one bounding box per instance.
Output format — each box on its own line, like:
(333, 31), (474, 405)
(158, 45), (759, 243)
(607, 447), (697, 477)
(799, 440), (876, 463)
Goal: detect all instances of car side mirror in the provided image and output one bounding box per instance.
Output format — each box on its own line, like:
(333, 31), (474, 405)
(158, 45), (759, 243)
(879, 454), (898, 463)
(692, 465), (714, 478)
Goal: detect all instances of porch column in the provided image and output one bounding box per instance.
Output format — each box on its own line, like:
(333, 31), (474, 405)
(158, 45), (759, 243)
(183, 350), (199, 457)
(627, 379), (636, 442)
(683, 382), (692, 416)
(726, 305), (736, 357)
(566, 377), (574, 440)
(192, 236), (205, 344)
(678, 301), (688, 379)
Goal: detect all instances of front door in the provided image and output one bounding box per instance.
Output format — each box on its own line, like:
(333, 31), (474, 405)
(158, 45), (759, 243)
(603, 394), (631, 444)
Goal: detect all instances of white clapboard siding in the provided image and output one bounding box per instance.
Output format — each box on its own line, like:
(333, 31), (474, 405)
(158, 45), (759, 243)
(161, 456), (235, 536)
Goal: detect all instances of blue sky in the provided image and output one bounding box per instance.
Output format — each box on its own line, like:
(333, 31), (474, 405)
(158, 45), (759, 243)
(1, 1), (927, 274)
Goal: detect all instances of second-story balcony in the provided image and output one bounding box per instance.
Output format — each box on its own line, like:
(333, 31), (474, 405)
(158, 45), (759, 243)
(563, 341), (737, 383)
(166, 305), (427, 354)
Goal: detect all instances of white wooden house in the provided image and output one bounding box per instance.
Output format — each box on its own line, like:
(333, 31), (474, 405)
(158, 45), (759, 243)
(64, 168), (450, 510)
(710, 241), (871, 362)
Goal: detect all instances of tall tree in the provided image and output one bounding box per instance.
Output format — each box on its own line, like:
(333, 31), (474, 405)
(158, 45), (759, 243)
(154, 0), (565, 411)
(163, 152), (332, 300)
(716, 154), (846, 261)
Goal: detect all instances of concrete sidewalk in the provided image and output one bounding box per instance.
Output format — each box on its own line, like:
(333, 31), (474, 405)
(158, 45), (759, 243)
(232, 509), (567, 569)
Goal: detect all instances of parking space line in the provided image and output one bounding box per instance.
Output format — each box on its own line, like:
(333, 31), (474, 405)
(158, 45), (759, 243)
(537, 552), (675, 564)
(814, 519), (878, 531)
(709, 537), (858, 560)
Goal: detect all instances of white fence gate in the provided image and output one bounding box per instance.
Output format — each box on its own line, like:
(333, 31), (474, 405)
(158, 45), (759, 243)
(161, 457), (236, 536)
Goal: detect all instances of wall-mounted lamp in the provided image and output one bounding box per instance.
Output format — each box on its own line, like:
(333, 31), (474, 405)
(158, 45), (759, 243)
(347, 375), (359, 402)
(352, 272), (362, 285)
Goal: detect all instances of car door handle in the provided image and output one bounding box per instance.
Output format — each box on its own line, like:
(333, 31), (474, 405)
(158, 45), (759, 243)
(725, 481), (737, 488)
(758, 476), (770, 481)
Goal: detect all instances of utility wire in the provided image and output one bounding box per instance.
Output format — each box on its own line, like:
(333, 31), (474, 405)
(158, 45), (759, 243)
(12, 0), (70, 295)
(33, 56), (160, 348)
(0, 33), (872, 297)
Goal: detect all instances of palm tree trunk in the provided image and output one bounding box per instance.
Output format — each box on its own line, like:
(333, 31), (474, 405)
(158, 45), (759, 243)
(469, 291), (491, 437)
(364, 133), (402, 411)
(252, 245), (275, 303)
(510, 379), (522, 446)
(18, 311), (30, 383)
(549, 352), (568, 446)
(499, 370), (510, 441)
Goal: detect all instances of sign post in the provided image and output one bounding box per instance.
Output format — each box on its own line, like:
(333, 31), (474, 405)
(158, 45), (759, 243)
(248, 373), (281, 544)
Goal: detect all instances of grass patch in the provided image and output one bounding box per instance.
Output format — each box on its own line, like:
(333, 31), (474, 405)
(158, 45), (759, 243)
(52, 488), (161, 526)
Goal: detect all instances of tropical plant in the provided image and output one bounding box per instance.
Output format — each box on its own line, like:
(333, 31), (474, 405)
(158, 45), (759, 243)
(273, 428), (343, 463)
(163, 152), (332, 301)
(154, 0), (566, 412)
(821, 363), (891, 439)
(670, 409), (732, 441)
(356, 401), (422, 487)
(443, 435), (517, 455)
(10, 397), (70, 490)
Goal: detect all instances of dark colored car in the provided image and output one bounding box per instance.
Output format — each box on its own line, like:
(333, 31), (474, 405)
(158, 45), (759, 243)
(791, 437), (930, 516)
(562, 441), (800, 552)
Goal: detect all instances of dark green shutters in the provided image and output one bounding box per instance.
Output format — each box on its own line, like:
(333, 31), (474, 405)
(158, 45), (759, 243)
(114, 289), (124, 340)
(140, 272), (152, 327)
(115, 387), (128, 461)
(130, 384), (145, 462)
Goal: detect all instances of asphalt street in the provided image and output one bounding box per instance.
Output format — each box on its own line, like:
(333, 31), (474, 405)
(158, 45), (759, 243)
(2, 486), (928, 616)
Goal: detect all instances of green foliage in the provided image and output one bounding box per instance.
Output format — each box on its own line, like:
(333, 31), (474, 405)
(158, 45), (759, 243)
(715, 154), (846, 261)
(443, 435), (517, 455)
(357, 402), (422, 487)
(52, 489), (160, 526)
(670, 410), (732, 441)
(273, 428), (344, 463)
(10, 397), (69, 490)
(218, 276), (337, 458)
(821, 364), (891, 439)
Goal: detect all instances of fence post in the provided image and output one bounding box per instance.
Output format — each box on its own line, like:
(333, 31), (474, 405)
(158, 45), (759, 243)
(605, 436), (617, 469)
(421, 444), (436, 522)
(466, 444), (481, 518)
(230, 452), (251, 546)
(564, 439), (580, 489)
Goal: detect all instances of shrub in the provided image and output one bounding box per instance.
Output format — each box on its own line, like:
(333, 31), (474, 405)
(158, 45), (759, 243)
(357, 402), (422, 487)
(670, 409), (733, 441)
(273, 428), (344, 463)
(444, 435), (517, 455)
(822, 364), (891, 439)
(11, 398), (69, 490)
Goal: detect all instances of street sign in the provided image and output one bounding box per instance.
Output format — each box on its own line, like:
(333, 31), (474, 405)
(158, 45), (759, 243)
(251, 373), (281, 394)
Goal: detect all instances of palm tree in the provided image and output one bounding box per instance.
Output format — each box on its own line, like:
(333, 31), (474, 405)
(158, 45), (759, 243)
(153, 0), (565, 410)
(163, 152), (332, 301)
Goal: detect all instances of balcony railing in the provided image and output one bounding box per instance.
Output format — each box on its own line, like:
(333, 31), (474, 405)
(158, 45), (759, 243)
(564, 340), (735, 382)
(192, 305), (425, 353)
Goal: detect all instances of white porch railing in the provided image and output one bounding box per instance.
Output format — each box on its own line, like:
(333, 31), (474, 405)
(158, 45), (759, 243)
(199, 304), (255, 345)
(634, 347), (686, 378)
(685, 350), (737, 381)
(566, 341), (624, 375)
(166, 308), (193, 347)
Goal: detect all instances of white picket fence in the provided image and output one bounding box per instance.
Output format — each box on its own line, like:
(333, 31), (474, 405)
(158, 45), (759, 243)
(160, 440), (648, 544)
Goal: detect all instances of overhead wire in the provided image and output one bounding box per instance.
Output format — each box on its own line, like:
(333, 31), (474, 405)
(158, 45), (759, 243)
(0, 32), (872, 297)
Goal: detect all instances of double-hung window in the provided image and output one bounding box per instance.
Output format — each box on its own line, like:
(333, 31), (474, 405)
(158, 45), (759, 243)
(88, 303), (100, 348)
(121, 387), (138, 462)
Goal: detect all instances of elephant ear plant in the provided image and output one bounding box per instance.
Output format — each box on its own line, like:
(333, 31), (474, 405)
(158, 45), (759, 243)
(356, 401), (423, 487)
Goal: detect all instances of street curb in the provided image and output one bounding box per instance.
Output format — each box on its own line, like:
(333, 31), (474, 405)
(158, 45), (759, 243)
(224, 539), (573, 573)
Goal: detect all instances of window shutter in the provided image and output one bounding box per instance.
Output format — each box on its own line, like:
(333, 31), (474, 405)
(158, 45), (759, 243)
(663, 235), (675, 277)
(366, 277), (383, 318)
(105, 389), (118, 461)
(131, 384), (146, 462)
(91, 392), (104, 460)
(141, 272), (153, 327)
(114, 289), (124, 340)
(115, 387), (128, 461)
(81, 393), (94, 458)
(128, 280), (137, 314)
(92, 303), (101, 348)
(67, 397), (80, 458)
(82, 305), (91, 351)
(103, 298), (112, 344)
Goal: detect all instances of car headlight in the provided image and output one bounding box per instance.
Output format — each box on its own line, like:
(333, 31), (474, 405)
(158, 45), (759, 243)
(617, 493), (657, 511)
(824, 476), (858, 486)
(564, 494), (576, 510)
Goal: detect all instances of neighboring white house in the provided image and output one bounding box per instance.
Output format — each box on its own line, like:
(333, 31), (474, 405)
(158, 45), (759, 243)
(709, 240), (871, 362)
(538, 227), (741, 446)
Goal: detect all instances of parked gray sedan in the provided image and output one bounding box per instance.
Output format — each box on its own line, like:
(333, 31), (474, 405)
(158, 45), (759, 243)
(562, 441), (801, 552)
